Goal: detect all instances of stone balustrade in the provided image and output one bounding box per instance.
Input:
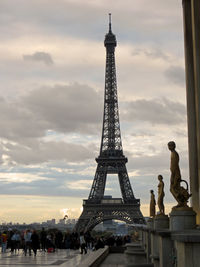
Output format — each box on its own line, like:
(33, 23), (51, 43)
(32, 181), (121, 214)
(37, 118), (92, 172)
(78, 246), (109, 267)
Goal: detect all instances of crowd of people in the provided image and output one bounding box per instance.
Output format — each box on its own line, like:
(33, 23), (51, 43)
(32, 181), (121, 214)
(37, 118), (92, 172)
(0, 228), (132, 256)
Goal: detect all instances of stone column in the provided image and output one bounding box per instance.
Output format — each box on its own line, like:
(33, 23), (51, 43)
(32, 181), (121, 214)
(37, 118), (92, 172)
(191, 0), (200, 223)
(145, 229), (151, 263)
(150, 230), (159, 267)
(158, 231), (173, 267)
(182, 0), (200, 223)
(172, 231), (200, 267)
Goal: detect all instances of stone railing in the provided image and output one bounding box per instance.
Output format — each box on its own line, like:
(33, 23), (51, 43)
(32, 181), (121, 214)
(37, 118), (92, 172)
(78, 246), (109, 267)
(131, 210), (200, 267)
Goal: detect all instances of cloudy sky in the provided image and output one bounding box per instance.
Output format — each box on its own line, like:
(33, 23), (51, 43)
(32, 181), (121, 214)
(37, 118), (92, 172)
(0, 0), (189, 223)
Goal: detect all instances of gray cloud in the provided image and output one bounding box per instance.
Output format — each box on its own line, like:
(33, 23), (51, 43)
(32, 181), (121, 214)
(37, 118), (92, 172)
(0, 83), (102, 142)
(0, 160), (95, 197)
(0, 0), (182, 43)
(23, 52), (54, 65)
(164, 66), (185, 86)
(4, 141), (95, 165)
(0, 89), (187, 167)
(132, 48), (169, 61)
(122, 98), (186, 125)
(129, 153), (169, 173)
(0, 97), (48, 141)
(131, 132), (154, 137)
(174, 129), (187, 137)
(22, 83), (102, 135)
(0, 146), (189, 201)
(0, 83), (102, 165)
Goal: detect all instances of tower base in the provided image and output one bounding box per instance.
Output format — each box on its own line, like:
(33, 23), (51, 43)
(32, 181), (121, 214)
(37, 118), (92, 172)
(75, 198), (145, 233)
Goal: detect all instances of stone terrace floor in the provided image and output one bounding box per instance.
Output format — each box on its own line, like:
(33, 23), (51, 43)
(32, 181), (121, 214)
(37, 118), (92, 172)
(0, 249), (89, 267)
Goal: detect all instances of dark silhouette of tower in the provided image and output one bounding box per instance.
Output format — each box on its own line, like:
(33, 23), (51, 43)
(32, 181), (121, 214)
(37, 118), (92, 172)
(75, 14), (145, 233)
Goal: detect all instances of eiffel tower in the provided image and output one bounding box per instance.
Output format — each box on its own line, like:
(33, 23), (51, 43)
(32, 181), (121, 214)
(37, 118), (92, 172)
(75, 14), (145, 233)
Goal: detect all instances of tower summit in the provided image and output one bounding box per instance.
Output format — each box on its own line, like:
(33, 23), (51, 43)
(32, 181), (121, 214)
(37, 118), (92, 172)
(104, 13), (117, 48)
(75, 15), (145, 233)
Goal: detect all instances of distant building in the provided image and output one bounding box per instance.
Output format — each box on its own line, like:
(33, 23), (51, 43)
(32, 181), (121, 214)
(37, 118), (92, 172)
(59, 219), (65, 225)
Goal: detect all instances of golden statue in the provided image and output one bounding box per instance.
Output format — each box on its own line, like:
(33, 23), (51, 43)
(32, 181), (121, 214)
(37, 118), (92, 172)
(168, 141), (191, 208)
(157, 175), (165, 214)
(150, 190), (156, 217)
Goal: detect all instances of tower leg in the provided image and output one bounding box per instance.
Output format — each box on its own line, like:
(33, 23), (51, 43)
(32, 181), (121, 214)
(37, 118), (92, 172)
(88, 164), (107, 201)
(118, 164), (135, 203)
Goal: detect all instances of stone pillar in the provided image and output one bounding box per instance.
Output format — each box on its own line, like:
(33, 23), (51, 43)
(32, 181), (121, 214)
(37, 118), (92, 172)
(172, 231), (200, 267)
(158, 232), (173, 267)
(152, 215), (170, 267)
(150, 230), (159, 267)
(145, 229), (151, 263)
(182, 0), (200, 223)
(191, 0), (200, 224)
(147, 218), (154, 228)
(125, 242), (147, 266)
(138, 227), (145, 247)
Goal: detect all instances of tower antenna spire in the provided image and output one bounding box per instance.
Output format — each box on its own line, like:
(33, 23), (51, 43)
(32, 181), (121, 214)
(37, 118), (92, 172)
(109, 13), (112, 32)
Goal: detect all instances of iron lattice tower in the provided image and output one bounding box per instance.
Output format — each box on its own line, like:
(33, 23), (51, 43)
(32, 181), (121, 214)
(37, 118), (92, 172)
(75, 15), (145, 233)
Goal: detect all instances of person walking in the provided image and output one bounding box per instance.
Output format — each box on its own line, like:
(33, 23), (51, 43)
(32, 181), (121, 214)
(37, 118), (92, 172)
(15, 231), (21, 253)
(24, 230), (32, 256)
(1, 232), (8, 253)
(79, 232), (87, 254)
(55, 230), (63, 249)
(11, 231), (18, 253)
(31, 230), (40, 256)
(64, 232), (71, 257)
(40, 228), (47, 252)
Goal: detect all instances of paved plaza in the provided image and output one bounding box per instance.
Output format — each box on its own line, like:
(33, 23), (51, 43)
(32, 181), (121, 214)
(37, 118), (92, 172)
(0, 249), (89, 267)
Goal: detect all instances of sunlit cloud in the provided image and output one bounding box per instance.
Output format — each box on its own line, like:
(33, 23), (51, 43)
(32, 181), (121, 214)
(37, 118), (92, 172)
(60, 207), (81, 219)
(66, 180), (93, 190)
(0, 173), (51, 183)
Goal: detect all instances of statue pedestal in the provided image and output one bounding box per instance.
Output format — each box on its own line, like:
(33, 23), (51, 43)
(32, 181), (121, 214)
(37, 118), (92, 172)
(169, 207), (196, 231)
(147, 218), (154, 229)
(125, 242), (146, 266)
(154, 214), (169, 230)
